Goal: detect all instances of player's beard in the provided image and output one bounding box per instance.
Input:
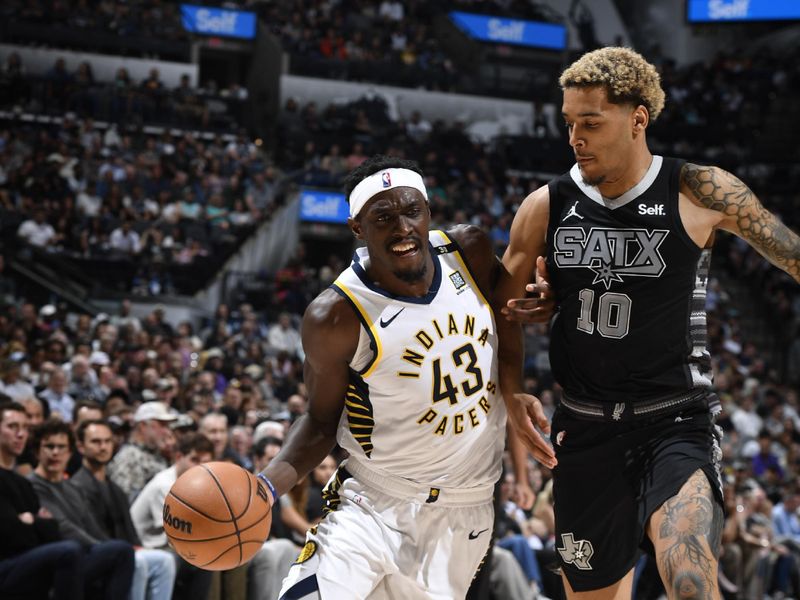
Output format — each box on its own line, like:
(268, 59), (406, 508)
(582, 172), (606, 187)
(393, 262), (427, 284)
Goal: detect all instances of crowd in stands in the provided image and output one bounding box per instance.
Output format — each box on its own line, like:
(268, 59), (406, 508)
(1, 248), (800, 598)
(4, 0), (560, 95)
(263, 0), (462, 92)
(1, 52), (247, 132)
(1, 55), (283, 295)
(1, 0), (188, 44)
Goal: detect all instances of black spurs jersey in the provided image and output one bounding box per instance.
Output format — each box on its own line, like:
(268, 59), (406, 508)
(546, 156), (713, 404)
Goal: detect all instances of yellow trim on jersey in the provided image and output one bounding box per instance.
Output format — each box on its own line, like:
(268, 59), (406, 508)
(333, 280), (383, 378)
(436, 230), (492, 309)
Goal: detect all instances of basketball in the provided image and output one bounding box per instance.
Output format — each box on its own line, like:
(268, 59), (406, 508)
(163, 461), (272, 571)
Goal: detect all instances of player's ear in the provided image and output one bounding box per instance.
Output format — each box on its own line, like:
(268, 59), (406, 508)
(348, 217), (365, 240)
(633, 105), (649, 133)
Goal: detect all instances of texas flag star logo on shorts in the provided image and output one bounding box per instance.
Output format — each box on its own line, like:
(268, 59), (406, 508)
(381, 171), (391, 187)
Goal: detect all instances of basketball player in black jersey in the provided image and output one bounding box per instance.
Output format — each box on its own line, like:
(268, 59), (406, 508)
(497, 47), (800, 598)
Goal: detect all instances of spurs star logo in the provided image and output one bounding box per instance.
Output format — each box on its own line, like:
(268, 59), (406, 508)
(557, 533), (594, 570)
(562, 201), (584, 222)
(554, 227), (669, 289)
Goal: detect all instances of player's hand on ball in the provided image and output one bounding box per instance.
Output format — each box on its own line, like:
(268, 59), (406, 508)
(502, 256), (555, 324)
(507, 392), (557, 469)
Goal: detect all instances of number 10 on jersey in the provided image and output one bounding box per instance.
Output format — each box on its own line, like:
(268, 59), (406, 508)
(576, 288), (632, 339)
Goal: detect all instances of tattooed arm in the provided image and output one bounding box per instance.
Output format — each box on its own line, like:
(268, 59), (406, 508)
(681, 162), (800, 282)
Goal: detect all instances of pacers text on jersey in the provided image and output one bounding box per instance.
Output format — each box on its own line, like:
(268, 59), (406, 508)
(399, 312), (497, 437)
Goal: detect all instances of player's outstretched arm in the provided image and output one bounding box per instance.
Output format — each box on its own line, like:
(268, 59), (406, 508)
(449, 224), (554, 469)
(682, 163), (800, 282)
(497, 189), (556, 467)
(500, 186), (554, 323)
(259, 289), (359, 504)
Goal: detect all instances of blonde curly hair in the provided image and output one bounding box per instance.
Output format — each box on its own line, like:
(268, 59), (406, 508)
(559, 47), (665, 121)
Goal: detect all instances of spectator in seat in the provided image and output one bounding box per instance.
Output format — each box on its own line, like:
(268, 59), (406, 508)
(72, 419), (176, 600)
(107, 401), (176, 502)
(0, 358), (35, 402)
(17, 208), (59, 248)
(267, 312), (303, 359)
(130, 432), (214, 600)
(0, 402), (83, 600)
(38, 367), (75, 423)
(198, 411), (242, 466)
(109, 219), (141, 255)
(28, 418), (135, 600)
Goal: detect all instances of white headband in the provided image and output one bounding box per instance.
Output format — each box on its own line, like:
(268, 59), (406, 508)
(348, 168), (428, 219)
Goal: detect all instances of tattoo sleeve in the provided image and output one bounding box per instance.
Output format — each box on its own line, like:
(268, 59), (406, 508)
(682, 163), (800, 281)
(658, 470), (721, 598)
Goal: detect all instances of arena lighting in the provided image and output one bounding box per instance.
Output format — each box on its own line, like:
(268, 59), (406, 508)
(687, 0), (800, 22)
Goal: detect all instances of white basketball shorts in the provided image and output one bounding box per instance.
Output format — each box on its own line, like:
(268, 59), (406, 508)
(278, 459), (495, 600)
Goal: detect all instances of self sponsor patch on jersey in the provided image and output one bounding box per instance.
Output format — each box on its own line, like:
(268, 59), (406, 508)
(294, 540), (318, 564)
(449, 271), (466, 289)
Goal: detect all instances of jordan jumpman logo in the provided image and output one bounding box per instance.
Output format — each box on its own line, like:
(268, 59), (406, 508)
(562, 201), (584, 222)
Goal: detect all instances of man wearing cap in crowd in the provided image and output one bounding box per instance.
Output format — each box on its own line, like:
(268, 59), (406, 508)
(89, 350), (111, 369)
(107, 401), (177, 503)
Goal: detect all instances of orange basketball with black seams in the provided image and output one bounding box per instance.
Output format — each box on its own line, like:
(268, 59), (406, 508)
(163, 461), (272, 571)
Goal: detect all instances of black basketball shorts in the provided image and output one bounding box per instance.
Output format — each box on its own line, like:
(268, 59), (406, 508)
(549, 401), (723, 592)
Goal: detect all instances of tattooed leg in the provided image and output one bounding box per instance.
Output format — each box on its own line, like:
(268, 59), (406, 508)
(647, 469), (723, 600)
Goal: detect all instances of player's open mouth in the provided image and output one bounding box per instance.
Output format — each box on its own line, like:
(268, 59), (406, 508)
(390, 241), (418, 257)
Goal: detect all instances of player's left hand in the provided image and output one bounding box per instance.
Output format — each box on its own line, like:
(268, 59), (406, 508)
(513, 481), (536, 511)
(506, 392), (557, 469)
(502, 256), (555, 324)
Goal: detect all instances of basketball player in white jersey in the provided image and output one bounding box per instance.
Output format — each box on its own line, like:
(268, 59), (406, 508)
(257, 155), (556, 600)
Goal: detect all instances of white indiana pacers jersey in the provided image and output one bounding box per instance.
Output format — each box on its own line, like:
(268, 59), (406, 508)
(330, 230), (506, 490)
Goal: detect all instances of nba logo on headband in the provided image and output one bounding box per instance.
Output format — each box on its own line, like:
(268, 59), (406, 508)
(349, 168), (428, 219)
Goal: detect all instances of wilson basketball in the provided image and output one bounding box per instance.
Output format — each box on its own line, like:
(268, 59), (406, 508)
(163, 461), (272, 571)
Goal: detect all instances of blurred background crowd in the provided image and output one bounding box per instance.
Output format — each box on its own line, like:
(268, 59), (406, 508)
(1, 0), (800, 599)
